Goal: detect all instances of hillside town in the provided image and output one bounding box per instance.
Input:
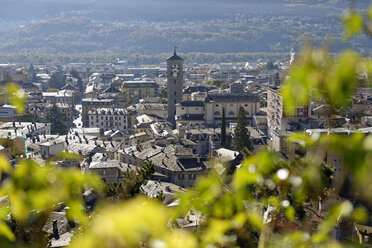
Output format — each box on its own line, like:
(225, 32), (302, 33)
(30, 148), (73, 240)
(0, 48), (372, 246)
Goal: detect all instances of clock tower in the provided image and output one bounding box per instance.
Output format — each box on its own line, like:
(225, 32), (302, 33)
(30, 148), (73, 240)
(167, 47), (184, 125)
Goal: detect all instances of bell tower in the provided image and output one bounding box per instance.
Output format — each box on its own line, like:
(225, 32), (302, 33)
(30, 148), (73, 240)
(167, 47), (183, 125)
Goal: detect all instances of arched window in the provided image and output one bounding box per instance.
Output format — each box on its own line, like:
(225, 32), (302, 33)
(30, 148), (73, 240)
(228, 111), (235, 116)
(214, 111), (221, 116)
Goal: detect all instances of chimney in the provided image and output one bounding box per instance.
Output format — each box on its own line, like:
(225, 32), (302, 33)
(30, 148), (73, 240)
(197, 157), (200, 163)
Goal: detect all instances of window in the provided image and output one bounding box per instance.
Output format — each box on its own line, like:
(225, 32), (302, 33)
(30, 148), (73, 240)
(189, 174), (196, 180)
(215, 104), (219, 107)
(228, 111), (235, 116)
(178, 174), (185, 180)
(214, 111), (221, 116)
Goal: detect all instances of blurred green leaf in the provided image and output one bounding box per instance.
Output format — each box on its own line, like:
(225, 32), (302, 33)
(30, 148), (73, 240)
(0, 222), (15, 241)
(285, 206), (295, 222)
(5, 83), (26, 114)
(247, 211), (264, 231)
(342, 11), (363, 39)
(353, 207), (368, 224)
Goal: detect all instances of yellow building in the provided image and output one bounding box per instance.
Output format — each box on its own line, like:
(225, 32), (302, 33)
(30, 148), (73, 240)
(122, 81), (159, 102)
(0, 136), (25, 159)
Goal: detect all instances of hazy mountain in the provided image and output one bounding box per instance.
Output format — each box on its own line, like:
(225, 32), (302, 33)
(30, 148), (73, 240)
(0, 0), (370, 62)
(0, 0), (351, 22)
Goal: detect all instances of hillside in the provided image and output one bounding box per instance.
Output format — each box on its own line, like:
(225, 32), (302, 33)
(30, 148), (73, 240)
(0, 0), (370, 63)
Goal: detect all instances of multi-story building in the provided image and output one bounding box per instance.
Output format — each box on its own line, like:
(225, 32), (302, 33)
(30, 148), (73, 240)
(0, 105), (17, 121)
(42, 90), (74, 106)
(126, 67), (159, 77)
(122, 81), (159, 102)
(99, 86), (128, 108)
(185, 128), (222, 157)
(88, 108), (128, 131)
(267, 87), (310, 152)
(175, 101), (205, 129)
(81, 98), (116, 126)
(204, 92), (260, 126)
(267, 88), (309, 133)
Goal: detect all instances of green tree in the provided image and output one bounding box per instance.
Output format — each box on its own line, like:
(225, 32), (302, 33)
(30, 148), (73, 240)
(48, 71), (66, 90)
(45, 104), (68, 135)
(206, 79), (224, 87)
(233, 106), (252, 151)
(16, 111), (41, 123)
(221, 108), (227, 148)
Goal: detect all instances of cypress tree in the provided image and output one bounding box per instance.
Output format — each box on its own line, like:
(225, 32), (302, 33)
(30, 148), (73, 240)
(233, 106), (252, 151)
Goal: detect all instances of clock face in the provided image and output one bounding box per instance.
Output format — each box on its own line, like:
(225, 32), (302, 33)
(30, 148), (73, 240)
(171, 64), (179, 78)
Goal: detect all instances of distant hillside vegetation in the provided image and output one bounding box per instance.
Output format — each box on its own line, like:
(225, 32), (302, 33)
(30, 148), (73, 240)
(0, 0), (370, 63)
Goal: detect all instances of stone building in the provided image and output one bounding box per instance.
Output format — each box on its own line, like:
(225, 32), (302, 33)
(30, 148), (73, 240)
(204, 92), (260, 126)
(167, 49), (184, 125)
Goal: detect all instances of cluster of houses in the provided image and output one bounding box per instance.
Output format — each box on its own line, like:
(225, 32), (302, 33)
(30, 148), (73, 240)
(1, 50), (372, 246)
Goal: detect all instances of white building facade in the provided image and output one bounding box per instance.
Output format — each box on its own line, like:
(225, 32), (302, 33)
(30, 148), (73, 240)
(204, 93), (260, 126)
(88, 108), (128, 131)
